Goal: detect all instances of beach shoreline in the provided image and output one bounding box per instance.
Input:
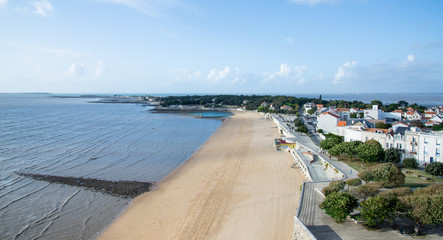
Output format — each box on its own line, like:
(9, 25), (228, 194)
(98, 111), (305, 240)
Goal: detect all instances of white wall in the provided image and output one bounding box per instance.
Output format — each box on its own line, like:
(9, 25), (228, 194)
(317, 113), (339, 134)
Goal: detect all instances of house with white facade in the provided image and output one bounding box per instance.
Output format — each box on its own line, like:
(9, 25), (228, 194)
(404, 111), (422, 121)
(364, 105), (382, 120)
(317, 111), (340, 134)
(336, 108), (350, 121)
(304, 102), (315, 114)
(405, 130), (443, 166)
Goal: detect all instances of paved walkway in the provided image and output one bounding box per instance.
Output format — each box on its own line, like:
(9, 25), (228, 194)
(294, 149), (329, 181)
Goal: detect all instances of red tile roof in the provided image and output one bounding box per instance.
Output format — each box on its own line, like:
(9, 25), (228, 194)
(366, 128), (390, 134)
(337, 121), (347, 127)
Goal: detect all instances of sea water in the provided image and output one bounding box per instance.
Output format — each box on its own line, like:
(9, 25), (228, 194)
(0, 94), (222, 240)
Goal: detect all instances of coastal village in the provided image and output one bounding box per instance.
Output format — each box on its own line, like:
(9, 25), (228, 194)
(258, 99), (443, 240)
(303, 102), (443, 167)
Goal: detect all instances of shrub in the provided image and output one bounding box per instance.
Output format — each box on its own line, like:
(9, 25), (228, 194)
(322, 180), (345, 196)
(398, 184), (443, 235)
(414, 183), (443, 195)
(346, 178), (362, 186)
(377, 187), (412, 198)
(320, 192), (359, 222)
(360, 196), (398, 227)
(425, 162), (443, 177)
(349, 182), (382, 200)
(358, 163), (405, 187)
(384, 148), (401, 163)
(402, 157), (418, 169)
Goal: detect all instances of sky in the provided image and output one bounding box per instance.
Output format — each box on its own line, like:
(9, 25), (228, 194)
(1, 0), (443, 94)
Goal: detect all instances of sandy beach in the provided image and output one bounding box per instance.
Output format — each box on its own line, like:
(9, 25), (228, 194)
(98, 111), (305, 240)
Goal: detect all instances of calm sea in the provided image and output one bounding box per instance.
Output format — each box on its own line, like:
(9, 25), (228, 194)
(0, 94), (222, 240)
(289, 93), (443, 106)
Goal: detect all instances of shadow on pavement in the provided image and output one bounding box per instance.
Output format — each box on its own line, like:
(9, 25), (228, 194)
(308, 225), (343, 240)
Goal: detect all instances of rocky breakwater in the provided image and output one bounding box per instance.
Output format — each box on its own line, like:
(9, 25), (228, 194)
(17, 172), (155, 198)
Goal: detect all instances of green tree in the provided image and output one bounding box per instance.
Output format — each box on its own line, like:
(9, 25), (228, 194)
(320, 192), (359, 222)
(294, 118), (304, 127)
(398, 184), (443, 235)
(257, 106), (265, 112)
(425, 162), (443, 177)
(398, 100), (409, 107)
(296, 125), (308, 134)
(384, 148), (401, 163)
(307, 107), (316, 115)
(340, 141), (362, 161)
(329, 144), (345, 160)
(357, 163), (405, 187)
(320, 137), (342, 151)
(402, 158), (418, 169)
(356, 142), (385, 163)
(432, 122), (443, 131)
(359, 196), (398, 228)
(370, 100), (383, 107)
(375, 122), (390, 129)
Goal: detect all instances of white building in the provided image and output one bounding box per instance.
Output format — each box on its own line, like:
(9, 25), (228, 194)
(405, 130), (443, 167)
(364, 105), (382, 120)
(317, 111), (340, 134)
(304, 102), (315, 114)
(404, 111), (422, 121)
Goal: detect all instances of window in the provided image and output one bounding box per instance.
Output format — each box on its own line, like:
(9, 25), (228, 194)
(437, 148), (441, 157)
(424, 146), (429, 155)
(424, 138), (428, 144)
(386, 143), (389, 148)
(437, 139), (441, 146)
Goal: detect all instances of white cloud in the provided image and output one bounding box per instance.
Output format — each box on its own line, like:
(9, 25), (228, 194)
(207, 66), (235, 83)
(267, 63), (307, 85)
(95, 61), (105, 77)
(269, 63), (291, 79)
(333, 61), (358, 84)
(290, 0), (336, 5)
(32, 0), (54, 16)
(332, 56), (441, 91)
(66, 63), (87, 78)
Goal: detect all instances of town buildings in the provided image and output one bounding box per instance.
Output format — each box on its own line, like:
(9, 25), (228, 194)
(313, 104), (443, 166)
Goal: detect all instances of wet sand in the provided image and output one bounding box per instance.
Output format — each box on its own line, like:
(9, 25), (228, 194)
(98, 111), (305, 240)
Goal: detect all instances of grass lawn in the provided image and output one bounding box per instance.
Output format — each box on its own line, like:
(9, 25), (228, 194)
(401, 168), (443, 188)
(337, 154), (443, 187)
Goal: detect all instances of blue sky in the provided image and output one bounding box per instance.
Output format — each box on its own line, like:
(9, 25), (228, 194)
(1, 0), (442, 94)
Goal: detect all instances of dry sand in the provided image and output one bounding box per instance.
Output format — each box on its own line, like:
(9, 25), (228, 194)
(98, 111), (305, 240)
